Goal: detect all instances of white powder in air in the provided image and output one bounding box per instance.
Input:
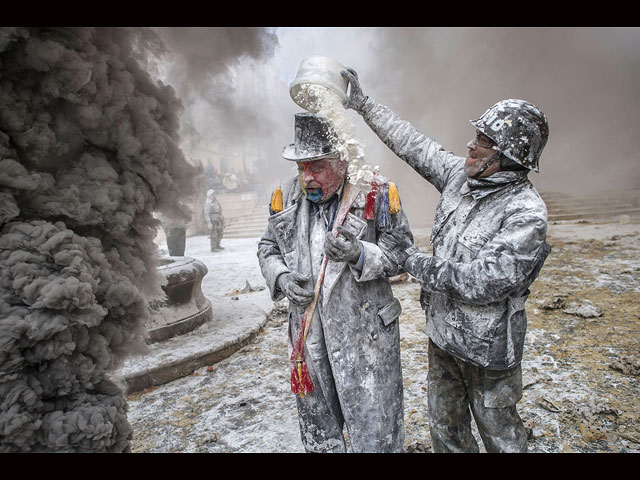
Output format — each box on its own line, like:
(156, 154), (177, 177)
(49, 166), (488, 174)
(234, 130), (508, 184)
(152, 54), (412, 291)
(293, 83), (377, 189)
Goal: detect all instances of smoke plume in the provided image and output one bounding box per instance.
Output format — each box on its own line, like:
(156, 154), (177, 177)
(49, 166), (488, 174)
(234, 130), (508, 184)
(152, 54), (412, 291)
(151, 27), (279, 167)
(0, 27), (200, 452)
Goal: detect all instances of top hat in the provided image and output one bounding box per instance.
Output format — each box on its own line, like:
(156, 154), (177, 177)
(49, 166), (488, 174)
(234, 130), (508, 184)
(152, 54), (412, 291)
(282, 112), (339, 162)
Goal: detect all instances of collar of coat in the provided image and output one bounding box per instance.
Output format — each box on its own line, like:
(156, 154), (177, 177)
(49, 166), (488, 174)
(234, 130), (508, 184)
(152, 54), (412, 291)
(461, 170), (529, 201)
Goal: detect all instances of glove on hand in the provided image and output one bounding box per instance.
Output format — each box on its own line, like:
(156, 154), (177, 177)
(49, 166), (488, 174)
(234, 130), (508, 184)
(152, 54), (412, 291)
(277, 272), (315, 306)
(378, 231), (421, 268)
(324, 226), (363, 264)
(341, 67), (368, 113)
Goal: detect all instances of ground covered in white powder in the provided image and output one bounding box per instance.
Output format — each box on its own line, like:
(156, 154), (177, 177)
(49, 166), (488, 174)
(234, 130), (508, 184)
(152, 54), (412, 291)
(126, 218), (640, 453)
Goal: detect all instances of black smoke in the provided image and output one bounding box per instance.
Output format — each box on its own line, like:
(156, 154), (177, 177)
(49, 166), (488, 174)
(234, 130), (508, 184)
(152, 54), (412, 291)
(152, 27), (280, 171)
(0, 27), (200, 452)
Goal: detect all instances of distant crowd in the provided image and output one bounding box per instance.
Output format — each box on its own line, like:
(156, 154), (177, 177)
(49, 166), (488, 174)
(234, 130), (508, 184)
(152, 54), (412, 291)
(205, 164), (256, 194)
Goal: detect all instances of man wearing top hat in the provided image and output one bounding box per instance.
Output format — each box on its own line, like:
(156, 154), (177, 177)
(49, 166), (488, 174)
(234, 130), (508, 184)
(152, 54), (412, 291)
(257, 112), (414, 452)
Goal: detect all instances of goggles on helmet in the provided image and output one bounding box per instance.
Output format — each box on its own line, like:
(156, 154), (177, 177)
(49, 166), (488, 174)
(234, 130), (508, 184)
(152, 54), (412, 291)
(473, 132), (497, 149)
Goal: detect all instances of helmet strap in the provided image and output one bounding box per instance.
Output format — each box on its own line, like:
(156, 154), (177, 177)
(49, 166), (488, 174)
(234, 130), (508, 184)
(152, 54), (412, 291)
(499, 155), (529, 171)
(472, 151), (501, 179)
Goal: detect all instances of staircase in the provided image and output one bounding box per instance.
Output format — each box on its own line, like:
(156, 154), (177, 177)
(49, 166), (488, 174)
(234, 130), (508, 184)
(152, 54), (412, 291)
(224, 206), (270, 239)
(541, 189), (640, 222)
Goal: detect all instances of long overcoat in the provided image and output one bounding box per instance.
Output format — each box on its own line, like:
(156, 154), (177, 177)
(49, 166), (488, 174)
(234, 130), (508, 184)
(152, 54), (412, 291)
(257, 174), (413, 452)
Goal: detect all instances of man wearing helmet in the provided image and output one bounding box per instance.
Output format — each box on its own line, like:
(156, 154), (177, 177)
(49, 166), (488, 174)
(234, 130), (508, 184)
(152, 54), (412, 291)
(341, 69), (551, 453)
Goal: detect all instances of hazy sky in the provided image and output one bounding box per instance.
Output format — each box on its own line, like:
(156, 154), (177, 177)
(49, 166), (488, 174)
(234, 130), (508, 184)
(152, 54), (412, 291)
(152, 27), (640, 227)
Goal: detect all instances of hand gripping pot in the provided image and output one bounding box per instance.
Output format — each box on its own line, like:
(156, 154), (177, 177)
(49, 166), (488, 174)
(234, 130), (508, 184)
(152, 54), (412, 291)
(289, 56), (349, 111)
(470, 99), (549, 172)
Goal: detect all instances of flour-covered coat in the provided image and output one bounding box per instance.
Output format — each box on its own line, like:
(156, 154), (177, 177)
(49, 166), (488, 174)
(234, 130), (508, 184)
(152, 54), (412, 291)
(257, 174), (413, 452)
(204, 195), (223, 229)
(204, 194), (224, 250)
(360, 98), (551, 371)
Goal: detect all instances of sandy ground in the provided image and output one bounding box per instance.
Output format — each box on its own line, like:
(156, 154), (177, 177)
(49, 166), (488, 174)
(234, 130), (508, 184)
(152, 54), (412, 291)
(126, 218), (640, 453)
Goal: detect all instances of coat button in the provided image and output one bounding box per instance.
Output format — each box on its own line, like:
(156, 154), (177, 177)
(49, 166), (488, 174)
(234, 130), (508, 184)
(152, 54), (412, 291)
(364, 302), (370, 309)
(371, 333), (378, 340)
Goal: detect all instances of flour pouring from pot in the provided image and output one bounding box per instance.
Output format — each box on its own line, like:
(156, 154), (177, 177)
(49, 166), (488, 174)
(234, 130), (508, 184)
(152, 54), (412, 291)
(289, 57), (378, 189)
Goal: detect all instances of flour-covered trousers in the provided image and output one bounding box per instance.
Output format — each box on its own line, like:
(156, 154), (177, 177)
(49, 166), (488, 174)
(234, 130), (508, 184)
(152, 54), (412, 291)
(294, 315), (404, 453)
(427, 339), (527, 453)
(208, 222), (223, 250)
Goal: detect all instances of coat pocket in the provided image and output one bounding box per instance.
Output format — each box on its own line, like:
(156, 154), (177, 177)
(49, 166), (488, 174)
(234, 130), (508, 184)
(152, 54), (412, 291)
(457, 227), (493, 261)
(377, 297), (402, 326)
(269, 204), (298, 254)
(283, 250), (297, 270)
(482, 364), (523, 408)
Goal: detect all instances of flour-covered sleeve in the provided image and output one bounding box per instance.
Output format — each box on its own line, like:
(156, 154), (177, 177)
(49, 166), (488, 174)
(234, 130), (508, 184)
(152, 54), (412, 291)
(349, 198), (414, 282)
(257, 217), (290, 302)
(360, 98), (459, 193)
(405, 210), (549, 304)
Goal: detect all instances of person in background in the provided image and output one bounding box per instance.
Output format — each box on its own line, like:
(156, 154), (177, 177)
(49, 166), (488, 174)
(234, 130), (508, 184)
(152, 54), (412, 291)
(223, 172), (238, 192)
(204, 189), (225, 252)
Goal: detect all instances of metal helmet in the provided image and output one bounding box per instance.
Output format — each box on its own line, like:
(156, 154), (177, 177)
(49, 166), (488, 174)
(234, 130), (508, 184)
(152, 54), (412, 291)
(470, 99), (549, 172)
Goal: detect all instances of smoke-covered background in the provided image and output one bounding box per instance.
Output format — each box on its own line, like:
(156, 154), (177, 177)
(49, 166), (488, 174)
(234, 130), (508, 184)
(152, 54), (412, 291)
(0, 27), (272, 452)
(187, 26), (639, 229)
(1, 27), (639, 452)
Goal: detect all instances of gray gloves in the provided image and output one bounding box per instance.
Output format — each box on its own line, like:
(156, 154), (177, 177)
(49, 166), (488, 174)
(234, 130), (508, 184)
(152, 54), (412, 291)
(341, 67), (368, 113)
(277, 272), (314, 306)
(378, 231), (421, 269)
(324, 226), (363, 264)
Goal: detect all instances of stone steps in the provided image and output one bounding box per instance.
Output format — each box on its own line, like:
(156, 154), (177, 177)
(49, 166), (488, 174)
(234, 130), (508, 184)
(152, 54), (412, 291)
(218, 190), (640, 238)
(549, 207), (640, 222)
(541, 189), (640, 222)
(224, 207), (269, 238)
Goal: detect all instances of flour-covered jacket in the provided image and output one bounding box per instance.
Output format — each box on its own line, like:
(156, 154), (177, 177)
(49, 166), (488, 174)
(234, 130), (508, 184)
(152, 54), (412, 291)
(361, 98), (551, 370)
(204, 196), (222, 229)
(257, 174), (413, 451)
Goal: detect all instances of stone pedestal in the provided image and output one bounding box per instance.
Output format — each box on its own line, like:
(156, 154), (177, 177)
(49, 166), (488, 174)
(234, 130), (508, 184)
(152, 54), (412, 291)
(165, 227), (186, 256)
(147, 256), (212, 343)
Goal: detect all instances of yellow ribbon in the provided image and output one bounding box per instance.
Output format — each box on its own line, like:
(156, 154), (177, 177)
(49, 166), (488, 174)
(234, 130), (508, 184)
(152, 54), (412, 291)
(389, 182), (401, 214)
(270, 187), (283, 213)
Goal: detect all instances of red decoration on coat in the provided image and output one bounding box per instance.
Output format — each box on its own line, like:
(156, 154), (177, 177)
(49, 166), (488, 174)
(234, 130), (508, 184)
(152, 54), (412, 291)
(291, 361), (314, 396)
(365, 183), (377, 220)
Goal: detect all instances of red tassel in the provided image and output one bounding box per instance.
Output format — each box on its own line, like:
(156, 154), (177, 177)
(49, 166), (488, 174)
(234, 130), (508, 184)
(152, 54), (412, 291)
(365, 181), (380, 221)
(291, 364), (301, 394)
(290, 361), (314, 396)
(290, 316), (307, 363)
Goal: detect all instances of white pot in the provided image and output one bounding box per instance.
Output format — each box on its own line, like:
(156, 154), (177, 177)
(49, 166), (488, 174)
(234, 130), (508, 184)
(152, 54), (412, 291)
(289, 56), (348, 110)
